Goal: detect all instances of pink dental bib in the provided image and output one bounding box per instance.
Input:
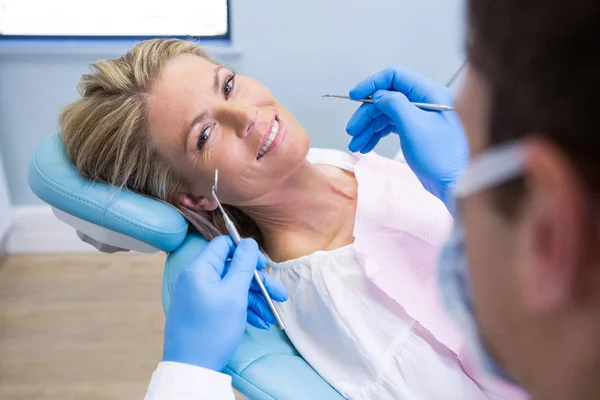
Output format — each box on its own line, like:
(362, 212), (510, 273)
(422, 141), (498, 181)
(352, 151), (464, 356)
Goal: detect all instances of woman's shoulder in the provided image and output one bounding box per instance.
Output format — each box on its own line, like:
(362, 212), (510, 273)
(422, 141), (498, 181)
(307, 148), (360, 172)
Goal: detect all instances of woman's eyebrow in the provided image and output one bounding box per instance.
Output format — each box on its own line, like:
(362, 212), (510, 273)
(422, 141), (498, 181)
(214, 65), (224, 93)
(182, 65), (225, 152)
(183, 110), (208, 152)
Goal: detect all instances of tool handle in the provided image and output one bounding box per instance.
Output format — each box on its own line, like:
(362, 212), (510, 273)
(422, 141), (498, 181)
(224, 215), (242, 245)
(410, 102), (455, 112)
(224, 214), (286, 330)
(253, 270), (286, 330)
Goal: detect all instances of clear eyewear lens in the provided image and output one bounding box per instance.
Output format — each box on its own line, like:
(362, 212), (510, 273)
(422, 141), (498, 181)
(452, 142), (526, 199)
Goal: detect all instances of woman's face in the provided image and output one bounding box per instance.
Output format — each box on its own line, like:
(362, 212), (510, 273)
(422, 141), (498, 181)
(147, 53), (311, 211)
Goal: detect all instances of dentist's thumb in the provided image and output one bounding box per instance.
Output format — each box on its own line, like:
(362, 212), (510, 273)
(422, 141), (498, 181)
(372, 90), (420, 134)
(225, 238), (261, 289)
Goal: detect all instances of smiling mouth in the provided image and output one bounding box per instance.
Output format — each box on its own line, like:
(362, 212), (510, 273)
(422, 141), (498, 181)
(257, 117), (280, 159)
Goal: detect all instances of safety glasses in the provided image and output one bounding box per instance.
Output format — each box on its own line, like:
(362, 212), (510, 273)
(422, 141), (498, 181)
(453, 142), (526, 199)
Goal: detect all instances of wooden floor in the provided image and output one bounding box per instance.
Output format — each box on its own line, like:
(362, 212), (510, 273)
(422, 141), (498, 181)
(0, 253), (244, 400)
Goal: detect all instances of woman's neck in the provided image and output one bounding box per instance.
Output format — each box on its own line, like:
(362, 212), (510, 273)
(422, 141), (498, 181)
(239, 160), (356, 261)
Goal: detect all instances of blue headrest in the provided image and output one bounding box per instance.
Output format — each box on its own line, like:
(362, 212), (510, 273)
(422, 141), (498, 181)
(28, 133), (189, 252)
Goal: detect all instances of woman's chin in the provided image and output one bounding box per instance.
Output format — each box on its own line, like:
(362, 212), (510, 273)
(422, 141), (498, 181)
(263, 128), (311, 181)
(286, 130), (311, 165)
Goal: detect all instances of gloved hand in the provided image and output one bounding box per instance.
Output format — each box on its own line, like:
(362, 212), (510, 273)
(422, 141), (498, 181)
(345, 65), (469, 207)
(162, 236), (288, 371)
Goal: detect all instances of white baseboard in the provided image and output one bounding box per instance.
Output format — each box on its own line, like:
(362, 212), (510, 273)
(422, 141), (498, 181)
(7, 205), (97, 253)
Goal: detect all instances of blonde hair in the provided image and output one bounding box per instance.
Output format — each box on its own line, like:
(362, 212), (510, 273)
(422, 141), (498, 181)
(60, 39), (263, 245)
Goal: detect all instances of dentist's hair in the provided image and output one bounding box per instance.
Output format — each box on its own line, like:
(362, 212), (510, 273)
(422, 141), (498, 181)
(467, 0), (600, 216)
(59, 39), (263, 244)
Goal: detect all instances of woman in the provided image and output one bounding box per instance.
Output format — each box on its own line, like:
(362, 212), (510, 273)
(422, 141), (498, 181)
(60, 39), (513, 399)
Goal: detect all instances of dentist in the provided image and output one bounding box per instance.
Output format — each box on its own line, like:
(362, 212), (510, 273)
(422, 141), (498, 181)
(146, 0), (600, 399)
(348, 0), (600, 398)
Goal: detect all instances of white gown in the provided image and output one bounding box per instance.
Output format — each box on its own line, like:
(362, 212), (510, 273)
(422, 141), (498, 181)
(267, 148), (516, 400)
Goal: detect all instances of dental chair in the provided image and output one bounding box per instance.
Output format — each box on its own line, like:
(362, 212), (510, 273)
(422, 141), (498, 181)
(28, 133), (344, 400)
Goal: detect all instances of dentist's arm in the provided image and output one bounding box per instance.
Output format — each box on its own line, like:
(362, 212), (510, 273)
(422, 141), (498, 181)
(345, 66), (469, 209)
(145, 236), (288, 400)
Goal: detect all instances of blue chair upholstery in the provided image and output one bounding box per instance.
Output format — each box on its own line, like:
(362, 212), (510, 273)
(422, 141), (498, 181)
(29, 133), (344, 400)
(28, 134), (188, 252)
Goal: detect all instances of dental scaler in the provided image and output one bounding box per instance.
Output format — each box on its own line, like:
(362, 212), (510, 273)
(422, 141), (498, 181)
(321, 94), (455, 112)
(211, 169), (286, 330)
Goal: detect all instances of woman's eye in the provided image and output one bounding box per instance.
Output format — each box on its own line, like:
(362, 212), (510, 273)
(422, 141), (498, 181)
(196, 125), (212, 150)
(223, 74), (235, 99)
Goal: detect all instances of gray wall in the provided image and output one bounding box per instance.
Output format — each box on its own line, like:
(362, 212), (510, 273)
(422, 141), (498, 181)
(0, 0), (465, 205)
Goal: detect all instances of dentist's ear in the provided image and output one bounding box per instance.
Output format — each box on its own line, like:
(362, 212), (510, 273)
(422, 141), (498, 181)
(520, 136), (590, 311)
(180, 193), (218, 211)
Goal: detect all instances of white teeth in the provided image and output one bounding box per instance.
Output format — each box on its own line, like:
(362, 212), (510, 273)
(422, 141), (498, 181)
(257, 119), (280, 158)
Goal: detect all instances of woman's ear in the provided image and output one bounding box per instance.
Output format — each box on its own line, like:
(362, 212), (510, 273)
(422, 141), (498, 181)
(180, 193), (218, 211)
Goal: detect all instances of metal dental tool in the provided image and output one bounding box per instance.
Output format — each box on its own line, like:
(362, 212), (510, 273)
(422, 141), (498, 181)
(321, 94), (455, 112)
(445, 58), (468, 88)
(211, 169), (286, 330)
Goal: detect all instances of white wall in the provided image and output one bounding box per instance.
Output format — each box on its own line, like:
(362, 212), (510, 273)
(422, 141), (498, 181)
(0, 0), (466, 206)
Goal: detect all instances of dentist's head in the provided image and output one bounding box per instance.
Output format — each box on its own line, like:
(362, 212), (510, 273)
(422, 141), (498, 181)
(453, 0), (600, 398)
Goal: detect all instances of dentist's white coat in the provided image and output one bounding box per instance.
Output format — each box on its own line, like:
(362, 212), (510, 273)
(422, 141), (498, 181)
(145, 362), (234, 399)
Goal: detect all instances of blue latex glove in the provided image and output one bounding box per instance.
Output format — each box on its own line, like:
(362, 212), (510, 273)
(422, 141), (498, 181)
(345, 66), (469, 207)
(162, 236), (288, 371)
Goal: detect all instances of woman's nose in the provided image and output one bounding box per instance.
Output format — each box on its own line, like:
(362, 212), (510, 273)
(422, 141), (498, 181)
(217, 103), (258, 138)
